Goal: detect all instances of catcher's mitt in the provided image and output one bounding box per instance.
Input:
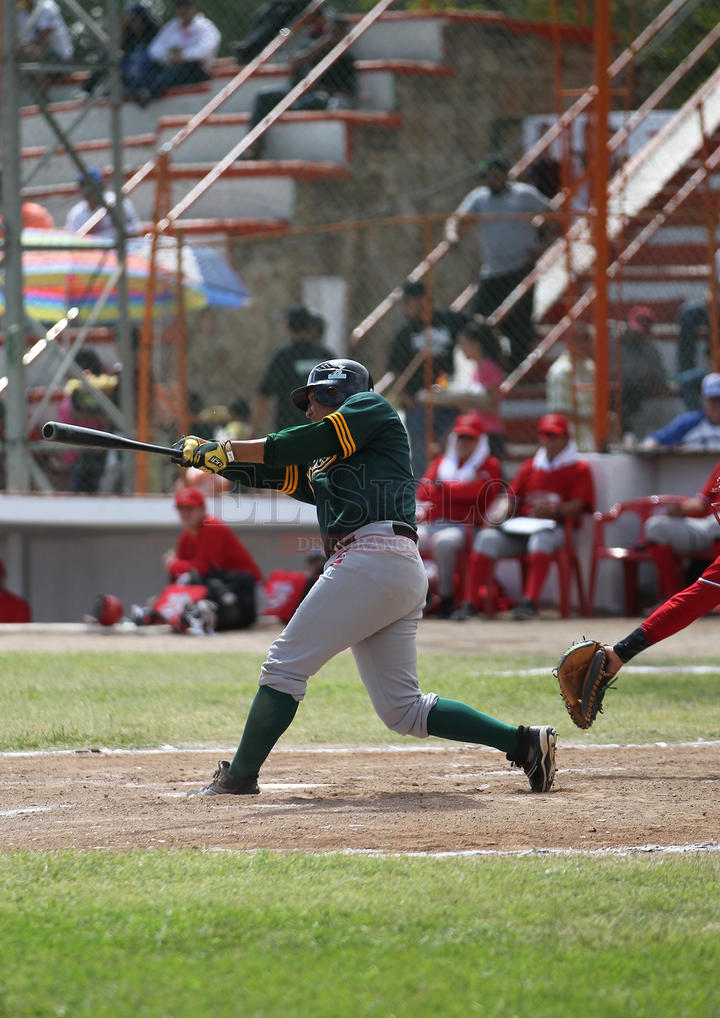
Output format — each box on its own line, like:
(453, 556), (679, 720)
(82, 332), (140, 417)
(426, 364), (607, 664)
(553, 639), (617, 729)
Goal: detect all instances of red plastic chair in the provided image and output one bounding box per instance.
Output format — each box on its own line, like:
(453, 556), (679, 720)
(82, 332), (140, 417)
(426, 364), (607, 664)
(480, 517), (589, 619)
(588, 495), (686, 616)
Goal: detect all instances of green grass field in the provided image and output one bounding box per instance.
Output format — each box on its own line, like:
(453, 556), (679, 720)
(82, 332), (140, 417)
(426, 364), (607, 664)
(1, 649), (718, 1018)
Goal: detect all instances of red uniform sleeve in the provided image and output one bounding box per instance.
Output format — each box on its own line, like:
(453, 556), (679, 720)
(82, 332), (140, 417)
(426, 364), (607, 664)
(506, 459), (533, 504)
(415, 458), (442, 504)
(642, 555), (720, 645)
(698, 460), (720, 502)
(568, 461), (595, 512)
(440, 457), (503, 520)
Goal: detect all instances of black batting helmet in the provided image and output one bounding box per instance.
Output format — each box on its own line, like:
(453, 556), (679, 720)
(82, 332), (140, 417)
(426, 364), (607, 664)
(291, 358), (374, 411)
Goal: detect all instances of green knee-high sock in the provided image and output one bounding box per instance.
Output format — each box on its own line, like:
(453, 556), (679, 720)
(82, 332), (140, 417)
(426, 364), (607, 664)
(426, 697), (519, 755)
(229, 686), (299, 779)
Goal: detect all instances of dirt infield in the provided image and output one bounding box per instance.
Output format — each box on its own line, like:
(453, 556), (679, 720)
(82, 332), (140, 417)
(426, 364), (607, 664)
(1, 617), (718, 855)
(2, 742), (718, 854)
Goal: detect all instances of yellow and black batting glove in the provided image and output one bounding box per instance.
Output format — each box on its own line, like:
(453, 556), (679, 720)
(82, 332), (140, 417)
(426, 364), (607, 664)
(191, 439), (235, 475)
(172, 435), (202, 467)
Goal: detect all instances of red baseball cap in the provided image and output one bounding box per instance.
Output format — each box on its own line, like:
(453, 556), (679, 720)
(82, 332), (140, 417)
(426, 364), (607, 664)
(538, 413), (569, 437)
(452, 413), (484, 438)
(174, 486), (206, 509)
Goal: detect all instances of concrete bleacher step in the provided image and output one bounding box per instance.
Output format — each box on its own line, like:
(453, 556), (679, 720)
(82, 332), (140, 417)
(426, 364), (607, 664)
(20, 110), (402, 186)
(26, 160), (351, 224)
(19, 58), (451, 150)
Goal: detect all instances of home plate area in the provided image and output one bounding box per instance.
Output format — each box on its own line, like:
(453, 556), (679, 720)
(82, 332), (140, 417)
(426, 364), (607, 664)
(1, 742), (718, 855)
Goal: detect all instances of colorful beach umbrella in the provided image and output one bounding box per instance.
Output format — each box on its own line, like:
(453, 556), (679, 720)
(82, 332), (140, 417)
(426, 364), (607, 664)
(0, 228), (207, 325)
(134, 237), (251, 309)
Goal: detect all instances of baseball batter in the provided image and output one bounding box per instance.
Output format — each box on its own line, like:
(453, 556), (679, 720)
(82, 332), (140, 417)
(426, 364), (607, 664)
(175, 359), (556, 796)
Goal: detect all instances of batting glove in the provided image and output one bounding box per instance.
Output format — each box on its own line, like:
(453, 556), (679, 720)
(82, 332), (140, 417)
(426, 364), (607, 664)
(172, 435), (202, 467)
(191, 439), (235, 475)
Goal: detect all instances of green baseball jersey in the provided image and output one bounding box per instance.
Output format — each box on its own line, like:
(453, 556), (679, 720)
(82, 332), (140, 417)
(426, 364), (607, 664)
(223, 392), (417, 541)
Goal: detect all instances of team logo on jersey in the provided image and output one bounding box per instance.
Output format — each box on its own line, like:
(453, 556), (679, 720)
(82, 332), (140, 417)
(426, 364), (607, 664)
(309, 455), (337, 479)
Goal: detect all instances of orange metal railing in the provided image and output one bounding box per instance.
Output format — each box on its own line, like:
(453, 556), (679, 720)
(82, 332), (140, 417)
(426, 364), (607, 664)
(348, 0), (701, 351)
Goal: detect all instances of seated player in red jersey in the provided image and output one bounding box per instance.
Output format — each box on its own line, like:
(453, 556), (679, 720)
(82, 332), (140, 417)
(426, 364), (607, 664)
(454, 412), (595, 620)
(416, 413), (502, 618)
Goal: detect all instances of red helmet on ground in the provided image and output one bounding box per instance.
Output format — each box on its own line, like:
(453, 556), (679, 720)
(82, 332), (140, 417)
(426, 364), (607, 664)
(94, 594), (124, 626)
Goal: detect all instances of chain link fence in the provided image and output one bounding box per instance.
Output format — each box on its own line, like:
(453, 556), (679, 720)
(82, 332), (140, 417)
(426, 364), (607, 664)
(7, 0), (720, 491)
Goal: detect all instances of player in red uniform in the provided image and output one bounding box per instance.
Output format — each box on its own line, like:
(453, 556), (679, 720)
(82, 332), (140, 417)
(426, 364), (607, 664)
(416, 413), (502, 617)
(603, 478), (720, 678)
(0, 558), (31, 623)
(454, 412), (595, 620)
(165, 486), (263, 584)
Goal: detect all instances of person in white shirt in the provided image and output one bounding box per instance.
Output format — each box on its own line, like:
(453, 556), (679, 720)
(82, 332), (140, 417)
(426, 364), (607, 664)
(445, 155), (553, 372)
(17, 0), (73, 97)
(130, 0), (221, 107)
(18, 0), (73, 61)
(64, 168), (142, 241)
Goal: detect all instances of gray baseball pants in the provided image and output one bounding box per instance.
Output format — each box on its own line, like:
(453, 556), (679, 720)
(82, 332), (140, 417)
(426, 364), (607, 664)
(259, 522), (438, 737)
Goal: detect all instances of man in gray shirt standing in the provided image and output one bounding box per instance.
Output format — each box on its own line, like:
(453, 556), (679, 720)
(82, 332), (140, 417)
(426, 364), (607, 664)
(446, 155), (552, 371)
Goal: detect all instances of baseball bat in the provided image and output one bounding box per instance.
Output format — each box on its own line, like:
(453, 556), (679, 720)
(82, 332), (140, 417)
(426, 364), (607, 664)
(42, 421), (185, 461)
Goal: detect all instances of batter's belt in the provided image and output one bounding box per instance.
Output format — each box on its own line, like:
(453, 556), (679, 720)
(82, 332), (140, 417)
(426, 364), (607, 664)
(326, 521), (418, 556)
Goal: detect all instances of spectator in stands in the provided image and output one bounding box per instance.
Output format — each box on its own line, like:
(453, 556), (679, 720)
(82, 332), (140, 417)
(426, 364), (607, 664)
(383, 279), (468, 477)
(0, 167), (55, 230)
(129, 0), (221, 108)
(545, 322), (596, 451)
(640, 372), (720, 451)
(445, 154), (554, 371)
(244, 13), (358, 159)
(616, 305), (668, 437)
(17, 0), (73, 97)
(434, 319), (507, 460)
(453, 412), (595, 621)
(0, 558), (31, 623)
(642, 459), (720, 600)
(232, 1), (314, 64)
(64, 167), (142, 241)
(676, 297), (713, 411)
(82, 3), (161, 99)
(416, 413), (502, 618)
(55, 350), (119, 493)
(250, 303), (334, 434)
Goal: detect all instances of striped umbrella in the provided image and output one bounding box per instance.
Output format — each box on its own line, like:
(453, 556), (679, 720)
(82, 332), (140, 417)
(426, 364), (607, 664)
(0, 228), (207, 325)
(135, 237), (251, 309)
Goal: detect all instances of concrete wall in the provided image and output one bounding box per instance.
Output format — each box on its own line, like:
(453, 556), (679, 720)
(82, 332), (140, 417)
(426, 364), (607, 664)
(2, 450), (717, 622)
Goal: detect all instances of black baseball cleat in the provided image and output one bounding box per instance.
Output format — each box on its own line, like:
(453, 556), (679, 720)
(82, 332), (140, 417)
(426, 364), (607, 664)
(506, 725), (557, 793)
(186, 760), (260, 798)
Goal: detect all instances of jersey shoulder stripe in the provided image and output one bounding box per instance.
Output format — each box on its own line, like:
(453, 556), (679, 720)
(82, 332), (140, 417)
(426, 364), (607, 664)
(280, 465), (298, 494)
(326, 410), (356, 458)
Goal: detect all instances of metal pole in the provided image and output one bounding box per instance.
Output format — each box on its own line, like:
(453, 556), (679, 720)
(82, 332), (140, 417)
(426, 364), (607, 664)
(106, 0), (135, 491)
(591, 0), (612, 452)
(1, 0), (30, 491)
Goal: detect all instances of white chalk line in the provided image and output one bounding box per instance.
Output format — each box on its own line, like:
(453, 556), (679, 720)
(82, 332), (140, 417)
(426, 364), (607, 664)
(338, 841), (720, 859)
(201, 841), (720, 860)
(2, 738), (719, 760)
(0, 804), (74, 818)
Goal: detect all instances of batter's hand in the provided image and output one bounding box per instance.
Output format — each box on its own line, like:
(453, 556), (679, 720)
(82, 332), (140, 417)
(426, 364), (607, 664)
(189, 439), (235, 475)
(173, 435), (203, 467)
